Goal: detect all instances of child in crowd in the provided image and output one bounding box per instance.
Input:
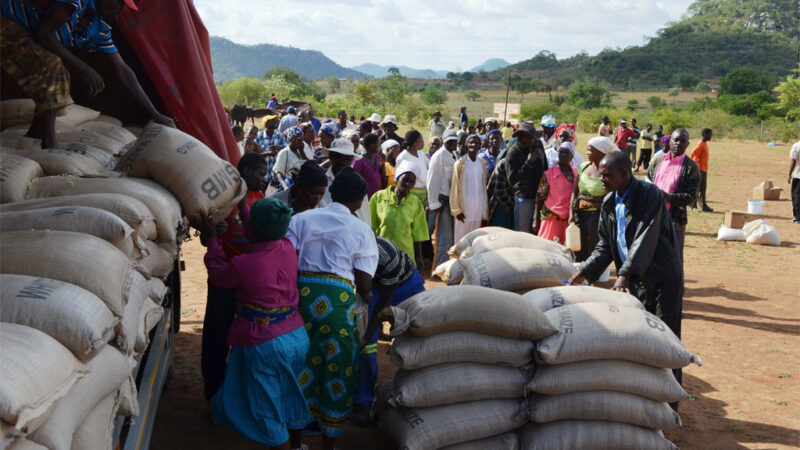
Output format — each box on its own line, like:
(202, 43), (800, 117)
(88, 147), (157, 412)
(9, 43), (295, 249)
(203, 198), (310, 450)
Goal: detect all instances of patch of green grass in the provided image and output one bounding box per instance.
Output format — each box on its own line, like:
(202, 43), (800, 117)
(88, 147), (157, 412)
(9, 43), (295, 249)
(778, 371), (792, 378)
(771, 400), (789, 406)
(181, 307), (197, 318)
(757, 434), (771, 440)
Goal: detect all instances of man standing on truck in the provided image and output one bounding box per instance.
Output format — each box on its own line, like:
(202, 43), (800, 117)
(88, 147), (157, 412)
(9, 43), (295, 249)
(1, 0), (174, 148)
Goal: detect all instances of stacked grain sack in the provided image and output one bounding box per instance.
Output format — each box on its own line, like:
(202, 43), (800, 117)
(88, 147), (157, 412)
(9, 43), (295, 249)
(381, 285), (559, 449)
(0, 102), (245, 448)
(518, 285), (700, 450)
(440, 228), (576, 290)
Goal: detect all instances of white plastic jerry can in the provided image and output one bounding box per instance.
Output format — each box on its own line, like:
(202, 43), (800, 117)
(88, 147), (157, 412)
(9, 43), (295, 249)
(565, 222), (581, 252)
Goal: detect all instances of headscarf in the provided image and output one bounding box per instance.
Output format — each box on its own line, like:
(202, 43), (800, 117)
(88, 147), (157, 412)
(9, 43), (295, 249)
(429, 136), (442, 146)
(285, 126), (304, 141)
(555, 123), (577, 143)
(329, 167), (367, 203)
(341, 128), (359, 140)
(486, 129), (503, 141)
(587, 136), (619, 154)
(558, 141), (575, 152)
(660, 135), (671, 147)
(319, 123), (339, 138)
(394, 159), (421, 182)
(250, 198), (292, 241)
(381, 139), (400, 156)
(295, 161), (328, 188)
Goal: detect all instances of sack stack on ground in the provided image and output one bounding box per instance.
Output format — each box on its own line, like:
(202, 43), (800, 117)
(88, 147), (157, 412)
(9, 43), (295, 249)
(382, 286), (559, 449)
(0, 105), (196, 449)
(439, 229), (575, 289)
(517, 293), (701, 450)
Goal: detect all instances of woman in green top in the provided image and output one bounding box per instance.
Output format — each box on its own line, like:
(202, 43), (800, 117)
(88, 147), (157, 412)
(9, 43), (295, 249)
(369, 159), (430, 270)
(569, 136), (614, 261)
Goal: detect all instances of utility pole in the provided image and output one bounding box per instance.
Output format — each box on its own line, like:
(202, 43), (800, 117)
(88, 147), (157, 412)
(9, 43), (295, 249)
(503, 66), (512, 124)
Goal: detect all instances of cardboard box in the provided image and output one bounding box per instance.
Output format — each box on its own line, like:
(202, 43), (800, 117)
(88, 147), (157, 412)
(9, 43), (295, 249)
(724, 210), (764, 229)
(752, 187), (782, 201)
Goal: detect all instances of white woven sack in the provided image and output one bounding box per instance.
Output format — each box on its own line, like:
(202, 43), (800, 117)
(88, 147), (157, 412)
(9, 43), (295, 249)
(522, 285), (644, 312)
(1, 146), (106, 176)
(28, 347), (135, 450)
(0, 230), (137, 316)
(716, 224), (745, 241)
(460, 248), (576, 292)
(519, 420), (678, 450)
(0, 153), (42, 203)
(0, 99), (35, 129)
(449, 226), (513, 258)
(70, 394), (116, 450)
(390, 332), (534, 370)
(440, 432), (519, 450)
(0, 274), (117, 361)
(463, 231), (573, 261)
(0, 324), (88, 433)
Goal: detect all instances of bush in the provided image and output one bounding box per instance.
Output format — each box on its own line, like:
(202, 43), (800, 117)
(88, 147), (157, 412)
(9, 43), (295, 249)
(565, 79), (611, 108)
(719, 68), (771, 95)
(575, 107), (632, 133)
(716, 91), (777, 118)
(667, 88), (679, 97)
(626, 99), (639, 111)
(420, 87), (447, 105)
(647, 96), (666, 109)
(695, 82), (712, 93)
(650, 108), (691, 133)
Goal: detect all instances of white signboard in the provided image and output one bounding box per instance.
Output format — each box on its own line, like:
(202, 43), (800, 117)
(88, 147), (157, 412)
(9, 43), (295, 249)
(493, 103), (520, 117)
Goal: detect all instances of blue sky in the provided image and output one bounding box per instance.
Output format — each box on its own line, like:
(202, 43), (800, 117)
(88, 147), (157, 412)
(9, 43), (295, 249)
(195, 0), (696, 71)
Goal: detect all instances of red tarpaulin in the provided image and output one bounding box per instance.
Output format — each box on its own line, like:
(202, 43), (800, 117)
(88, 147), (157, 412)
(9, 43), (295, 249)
(116, 0), (239, 164)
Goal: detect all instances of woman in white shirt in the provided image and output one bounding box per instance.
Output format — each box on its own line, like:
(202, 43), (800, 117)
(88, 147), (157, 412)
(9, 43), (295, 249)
(395, 129), (430, 206)
(273, 126), (315, 189)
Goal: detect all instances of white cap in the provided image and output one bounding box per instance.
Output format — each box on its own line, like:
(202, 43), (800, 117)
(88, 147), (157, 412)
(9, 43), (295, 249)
(395, 158), (421, 181)
(329, 138), (356, 156)
(381, 139), (400, 153)
(442, 130), (458, 143)
(382, 114), (398, 125)
(368, 113), (382, 123)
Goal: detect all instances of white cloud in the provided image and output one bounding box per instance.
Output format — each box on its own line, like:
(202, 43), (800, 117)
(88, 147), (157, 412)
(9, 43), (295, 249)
(195, 0), (696, 70)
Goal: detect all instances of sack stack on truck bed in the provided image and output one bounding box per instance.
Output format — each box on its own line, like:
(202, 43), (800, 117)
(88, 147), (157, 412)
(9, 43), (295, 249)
(0, 103), (241, 448)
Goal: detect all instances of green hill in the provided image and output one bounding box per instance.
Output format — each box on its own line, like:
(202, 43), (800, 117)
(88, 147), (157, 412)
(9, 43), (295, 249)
(209, 37), (367, 83)
(492, 0), (799, 89)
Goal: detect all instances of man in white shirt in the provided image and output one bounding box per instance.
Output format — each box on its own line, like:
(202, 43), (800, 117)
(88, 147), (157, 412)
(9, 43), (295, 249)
(321, 139), (370, 226)
(337, 109), (356, 132)
(427, 130), (458, 267)
(789, 141), (800, 223)
(429, 111), (446, 140)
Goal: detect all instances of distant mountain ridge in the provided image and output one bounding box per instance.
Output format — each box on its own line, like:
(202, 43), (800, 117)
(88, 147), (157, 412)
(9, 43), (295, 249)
(469, 58), (510, 73)
(350, 63), (449, 79)
(209, 37), (367, 83)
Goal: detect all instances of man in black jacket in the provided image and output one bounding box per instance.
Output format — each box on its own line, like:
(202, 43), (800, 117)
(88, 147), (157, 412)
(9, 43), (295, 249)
(569, 151), (684, 387)
(505, 121), (546, 233)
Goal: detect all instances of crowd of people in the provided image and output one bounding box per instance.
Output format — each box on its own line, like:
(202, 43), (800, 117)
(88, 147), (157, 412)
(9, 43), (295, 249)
(206, 105), (729, 449)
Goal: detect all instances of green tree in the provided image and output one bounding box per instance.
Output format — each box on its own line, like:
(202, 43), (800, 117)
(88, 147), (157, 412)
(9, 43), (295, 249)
(674, 73), (700, 91)
(264, 66), (303, 85)
(626, 99), (639, 111)
(216, 77), (268, 106)
(388, 67), (401, 77)
(695, 81), (712, 93)
(668, 88), (679, 97)
(516, 79), (534, 102)
(719, 68), (771, 95)
(324, 76), (341, 93)
(647, 96), (666, 109)
(420, 86), (447, 105)
(773, 72), (800, 120)
(565, 80), (610, 108)
(464, 91), (481, 102)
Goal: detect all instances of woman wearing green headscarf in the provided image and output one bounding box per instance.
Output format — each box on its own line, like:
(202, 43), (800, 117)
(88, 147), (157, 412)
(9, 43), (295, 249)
(203, 197), (311, 450)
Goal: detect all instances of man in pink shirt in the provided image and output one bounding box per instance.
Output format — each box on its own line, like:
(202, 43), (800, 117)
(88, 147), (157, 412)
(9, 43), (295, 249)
(647, 128), (700, 261)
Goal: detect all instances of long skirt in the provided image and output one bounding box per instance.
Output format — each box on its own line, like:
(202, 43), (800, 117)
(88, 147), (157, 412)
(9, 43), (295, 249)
(211, 327), (310, 446)
(538, 215), (568, 245)
(296, 272), (359, 437)
(574, 209), (601, 262)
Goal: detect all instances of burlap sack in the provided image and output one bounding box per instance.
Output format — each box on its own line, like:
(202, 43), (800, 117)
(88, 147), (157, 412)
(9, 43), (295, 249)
(26, 175), (184, 246)
(449, 226), (513, 258)
(0, 206), (145, 260)
(0, 153), (42, 203)
(0, 324), (88, 433)
(0, 193), (158, 240)
(432, 258), (457, 282)
(115, 272), (150, 355)
(536, 303), (702, 368)
(390, 332), (534, 370)
(0, 132), (41, 151)
(384, 399), (526, 450)
(93, 114), (123, 127)
(522, 285), (644, 312)
(29, 346), (135, 450)
(135, 297), (163, 353)
(519, 421), (678, 450)
(389, 286), (557, 340)
(528, 391), (681, 430)
(0, 274), (117, 361)
(115, 122), (247, 224)
(448, 259), (464, 285)
(70, 394), (115, 450)
(116, 377), (139, 418)
(140, 240), (175, 279)
(460, 248), (576, 292)
(7, 438), (48, 450)
(526, 360), (689, 403)
(54, 104), (101, 128)
(0, 99), (35, 129)
(79, 121), (137, 147)
(463, 231), (573, 261)
(388, 363), (531, 408)
(0, 231), (136, 316)
(1, 147), (106, 176)
(56, 137), (118, 168)
(440, 432), (520, 450)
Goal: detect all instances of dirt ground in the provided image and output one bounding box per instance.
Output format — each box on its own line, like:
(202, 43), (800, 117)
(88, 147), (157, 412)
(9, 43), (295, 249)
(151, 136), (799, 449)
